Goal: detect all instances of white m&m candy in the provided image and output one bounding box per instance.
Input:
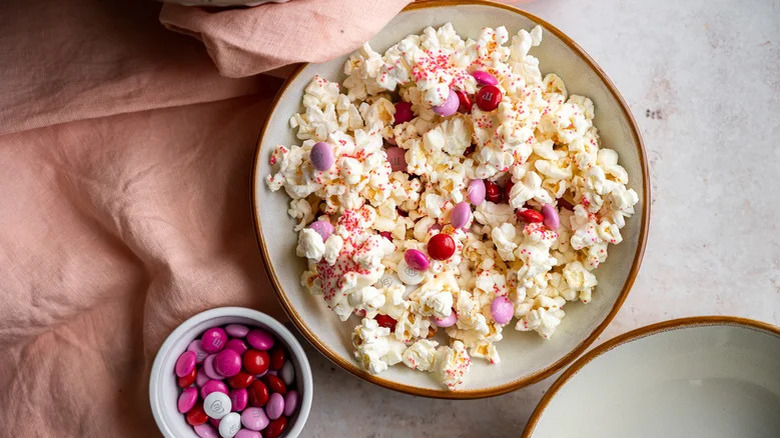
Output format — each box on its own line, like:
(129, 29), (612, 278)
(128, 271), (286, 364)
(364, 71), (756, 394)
(397, 260), (425, 285)
(203, 392), (232, 420)
(218, 412), (242, 438)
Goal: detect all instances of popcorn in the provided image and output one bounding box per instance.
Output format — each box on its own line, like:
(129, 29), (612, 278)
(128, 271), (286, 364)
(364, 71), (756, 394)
(268, 22), (638, 390)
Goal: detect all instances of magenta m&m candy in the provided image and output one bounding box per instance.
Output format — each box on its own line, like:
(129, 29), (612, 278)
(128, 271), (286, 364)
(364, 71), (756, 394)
(308, 220), (334, 242)
(467, 179), (486, 205)
(491, 296), (514, 325)
(201, 379), (229, 399)
(225, 339), (249, 356)
(450, 201), (471, 229)
(175, 351), (197, 378)
(432, 89), (459, 117)
(246, 329), (275, 351)
(225, 324), (249, 338)
(404, 249), (430, 271)
(178, 387), (199, 413)
(201, 328), (227, 354)
(310, 142), (334, 171)
(265, 393), (285, 420)
(472, 70), (498, 86)
(229, 388), (249, 412)
(214, 349), (242, 377)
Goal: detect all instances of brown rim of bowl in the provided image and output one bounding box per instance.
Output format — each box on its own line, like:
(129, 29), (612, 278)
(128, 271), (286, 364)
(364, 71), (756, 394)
(521, 316), (780, 436)
(250, 0), (652, 399)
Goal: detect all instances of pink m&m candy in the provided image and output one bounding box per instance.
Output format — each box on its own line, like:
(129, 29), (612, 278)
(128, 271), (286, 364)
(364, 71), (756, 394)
(450, 201), (471, 229)
(283, 390), (299, 417)
(265, 393), (285, 420)
(201, 379), (229, 399)
(196, 368), (210, 387)
(491, 296), (514, 325)
(394, 101), (413, 125)
(214, 349), (242, 377)
(193, 423), (219, 438)
(404, 249), (429, 271)
(472, 70), (498, 86)
(235, 430), (262, 438)
(467, 180), (486, 205)
(385, 146), (407, 172)
(188, 340), (209, 364)
(432, 88), (459, 117)
(203, 354), (225, 380)
(310, 142), (334, 171)
(201, 328), (227, 354)
(225, 339), (249, 356)
(308, 220), (334, 242)
(541, 204), (560, 231)
(175, 351), (197, 378)
(229, 388), (249, 412)
(246, 329), (275, 351)
(178, 387), (199, 413)
(434, 310), (457, 328)
(241, 407), (269, 431)
(225, 324), (249, 338)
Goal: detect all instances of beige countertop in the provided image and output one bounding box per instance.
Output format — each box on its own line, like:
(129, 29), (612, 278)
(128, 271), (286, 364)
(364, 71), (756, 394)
(300, 0), (780, 435)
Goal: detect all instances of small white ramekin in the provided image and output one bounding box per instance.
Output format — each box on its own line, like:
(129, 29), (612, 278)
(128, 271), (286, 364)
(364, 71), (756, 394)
(150, 307), (313, 437)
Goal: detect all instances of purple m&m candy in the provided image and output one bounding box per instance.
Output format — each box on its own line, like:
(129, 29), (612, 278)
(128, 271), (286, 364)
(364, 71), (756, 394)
(193, 423), (219, 438)
(308, 220), (334, 242)
(235, 430), (262, 438)
(394, 101), (413, 125)
(491, 296), (514, 325)
(229, 388), (249, 412)
(246, 328), (275, 351)
(201, 379), (229, 399)
(225, 339), (249, 356)
(472, 70), (499, 86)
(201, 327), (227, 354)
(175, 351), (197, 377)
(404, 249), (429, 271)
(467, 179), (486, 205)
(203, 354), (225, 380)
(283, 390), (299, 417)
(450, 201), (472, 229)
(178, 387), (198, 413)
(214, 349), (242, 377)
(188, 340), (209, 364)
(241, 407), (269, 431)
(541, 204), (560, 231)
(385, 146), (407, 172)
(225, 324), (250, 338)
(265, 393), (285, 420)
(432, 88), (459, 117)
(310, 142), (334, 171)
(434, 310), (457, 328)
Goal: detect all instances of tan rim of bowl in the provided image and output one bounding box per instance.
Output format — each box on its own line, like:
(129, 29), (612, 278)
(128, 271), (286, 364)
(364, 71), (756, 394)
(521, 316), (780, 436)
(251, 0), (652, 399)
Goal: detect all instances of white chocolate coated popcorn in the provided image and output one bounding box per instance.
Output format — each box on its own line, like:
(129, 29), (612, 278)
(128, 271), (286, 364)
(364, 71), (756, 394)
(267, 23), (638, 390)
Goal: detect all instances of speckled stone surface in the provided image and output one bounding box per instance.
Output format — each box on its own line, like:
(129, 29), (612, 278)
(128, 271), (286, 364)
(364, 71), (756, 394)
(298, 0), (780, 436)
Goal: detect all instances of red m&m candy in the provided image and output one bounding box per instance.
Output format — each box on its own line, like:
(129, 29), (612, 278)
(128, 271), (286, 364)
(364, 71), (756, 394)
(186, 402), (208, 426)
(455, 90), (472, 113)
(177, 366), (197, 388)
(227, 371), (254, 389)
(243, 350), (270, 375)
(269, 347), (286, 371)
(265, 416), (288, 438)
(476, 85), (502, 111)
(517, 209), (544, 223)
(485, 180), (502, 203)
(248, 380), (270, 407)
(263, 374), (287, 395)
(427, 233), (456, 261)
(375, 314), (397, 331)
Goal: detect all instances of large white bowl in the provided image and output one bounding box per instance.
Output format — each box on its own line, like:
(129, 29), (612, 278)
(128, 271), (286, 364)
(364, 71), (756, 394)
(523, 317), (780, 437)
(149, 307), (313, 438)
(252, 0), (650, 398)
